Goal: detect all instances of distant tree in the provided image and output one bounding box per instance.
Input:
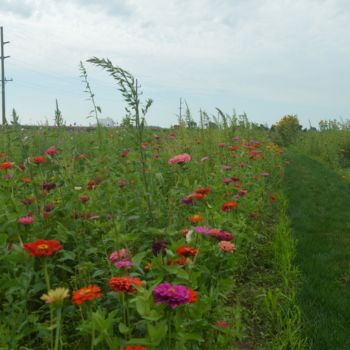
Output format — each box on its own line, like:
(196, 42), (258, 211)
(273, 114), (301, 145)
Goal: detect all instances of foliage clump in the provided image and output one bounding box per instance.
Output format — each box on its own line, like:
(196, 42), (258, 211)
(272, 115), (301, 146)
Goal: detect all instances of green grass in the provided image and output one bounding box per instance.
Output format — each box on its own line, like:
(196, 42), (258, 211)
(284, 151), (350, 349)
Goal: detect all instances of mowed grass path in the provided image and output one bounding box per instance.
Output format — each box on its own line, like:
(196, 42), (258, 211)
(284, 152), (350, 350)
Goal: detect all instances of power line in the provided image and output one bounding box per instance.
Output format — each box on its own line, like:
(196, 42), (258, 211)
(1, 26), (12, 125)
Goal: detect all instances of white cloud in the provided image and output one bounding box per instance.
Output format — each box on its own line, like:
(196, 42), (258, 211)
(1, 0), (350, 126)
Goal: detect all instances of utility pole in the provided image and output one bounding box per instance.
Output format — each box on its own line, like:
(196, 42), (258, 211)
(1, 26), (12, 125)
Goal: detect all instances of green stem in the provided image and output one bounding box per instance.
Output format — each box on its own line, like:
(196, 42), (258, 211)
(54, 306), (62, 350)
(43, 260), (53, 349)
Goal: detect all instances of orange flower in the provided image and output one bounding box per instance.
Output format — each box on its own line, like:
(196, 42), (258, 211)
(109, 276), (142, 293)
(221, 201), (238, 212)
(21, 177), (33, 183)
(72, 285), (102, 305)
(188, 288), (198, 303)
(0, 161), (13, 170)
(144, 262), (153, 271)
(189, 214), (202, 223)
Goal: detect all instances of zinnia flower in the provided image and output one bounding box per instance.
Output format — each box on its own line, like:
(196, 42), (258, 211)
(23, 239), (62, 257)
(153, 282), (192, 308)
(18, 215), (34, 225)
(218, 241), (236, 253)
(109, 276), (142, 293)
(177, 245), (198, 257)
(221, 201), (238, 212)
(189, 214), (202, 223)
(0, 161), (13, 170)
(45, 146), (58, 155)
(152, 240), (168, 256)
(168, 153), (191, 165)
(121, 346), (148, 350)
(72, 285), (102, 305)
(200, 156), (209, 162)
(33, 156), (45, 164)
(41, 287), (69, 305)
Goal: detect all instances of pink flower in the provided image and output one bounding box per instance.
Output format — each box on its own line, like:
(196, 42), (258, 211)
(218, 241), (235, 253)
(261, 172), (270, 177)
(223, 165), (232, 171)
(168, 153), (191, 165)
(201, 156), (209, 162)
(45, 146), (58, 155)
(218, 143), (225, 148)
(18, 216), (34, 225)
(223, 178), (233, 184)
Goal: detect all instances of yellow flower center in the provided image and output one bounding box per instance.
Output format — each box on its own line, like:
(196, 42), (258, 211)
(37, 244), (49, 250)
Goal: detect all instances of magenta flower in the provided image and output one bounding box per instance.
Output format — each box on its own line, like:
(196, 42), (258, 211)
(200, 156), (209, 162)
(18, 216), (34, 225)
(194, 226), (211, 235)
(261, 172), (270, 177)
(218, 143), (225, 148)
(223, 165), (232, 171)
(153, 282), (190, 308)
(168, 153), (191, 165)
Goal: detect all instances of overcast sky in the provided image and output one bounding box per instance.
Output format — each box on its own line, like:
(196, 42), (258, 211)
(1, 0), (350, 127)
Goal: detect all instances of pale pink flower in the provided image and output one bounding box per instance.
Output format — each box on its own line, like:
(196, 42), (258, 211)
(218, 241), (235, 253)
(168, 153), (191, 165)
(201, 156), (209, 162)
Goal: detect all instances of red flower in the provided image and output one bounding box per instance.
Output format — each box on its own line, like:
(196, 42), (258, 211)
(72, 285), (102, 305)
(121, 346), (148, 350)
(109, 276), (142, 294)
(194, 187), (211, 195)
(79, 195), (90, 202)
(188, 288), (198, 303)
(177, 245), (198, 257)
(0, 161), (13, 170)
(23, 239), (62, 257)
(270, 194), (277, 201)
(33, 156), (45, 164)
(221, 201), (238, 212)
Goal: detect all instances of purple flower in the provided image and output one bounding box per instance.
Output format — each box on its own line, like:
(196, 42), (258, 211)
(261, 172), (270, 177)
(217, 230), (234, 241)
(153, 282), (190, 308)
(181, 196), (193, 205)
(218, 143), (225, 148)
(152, 240), (168, 256)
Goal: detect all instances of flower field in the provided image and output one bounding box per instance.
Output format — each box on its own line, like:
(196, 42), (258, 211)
(0, 123), (304, 350)
(0, 60), (306, 350)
